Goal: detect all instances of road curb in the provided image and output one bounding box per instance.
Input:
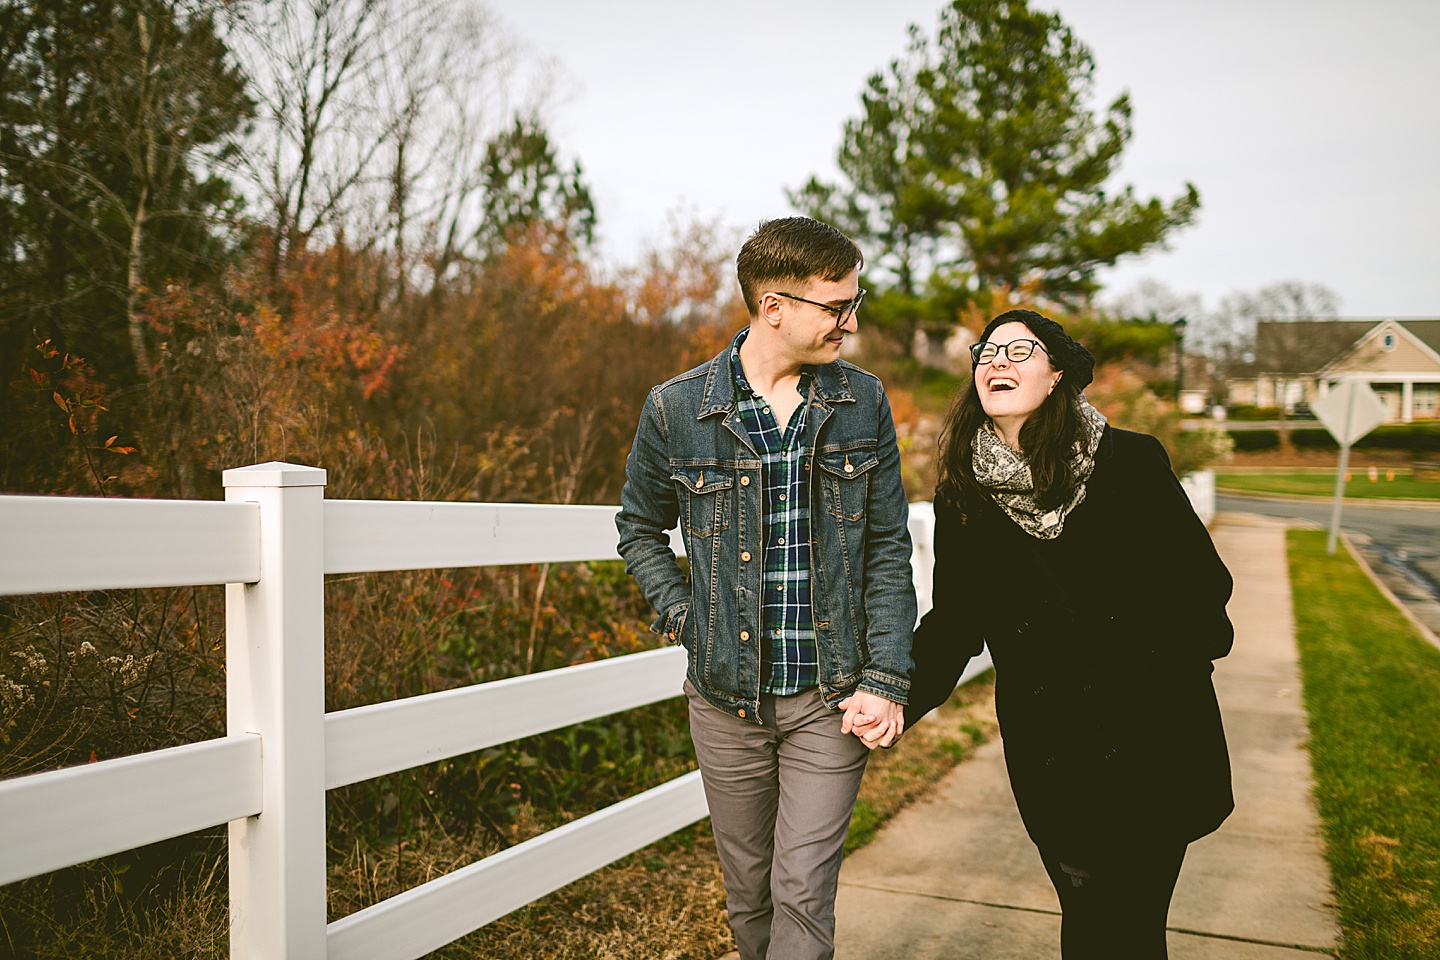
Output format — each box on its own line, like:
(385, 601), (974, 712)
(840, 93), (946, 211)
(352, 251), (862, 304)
(1338, 533), (1440, 653)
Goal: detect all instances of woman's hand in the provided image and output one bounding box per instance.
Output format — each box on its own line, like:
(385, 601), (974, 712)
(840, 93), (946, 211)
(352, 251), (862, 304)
(839, 692), (905, 749)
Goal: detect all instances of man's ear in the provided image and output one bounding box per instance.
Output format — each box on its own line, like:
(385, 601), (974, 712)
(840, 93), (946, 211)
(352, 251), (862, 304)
(758, 292), (785, 329)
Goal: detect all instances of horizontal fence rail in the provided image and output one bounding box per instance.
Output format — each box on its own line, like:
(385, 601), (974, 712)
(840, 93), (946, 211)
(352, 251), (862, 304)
(326, 646), (688, 789)
(0, 496), (260, 596)
(323, 500), (685, 574)
(325, 771), (708, 960)
(0, 735), (262, 886)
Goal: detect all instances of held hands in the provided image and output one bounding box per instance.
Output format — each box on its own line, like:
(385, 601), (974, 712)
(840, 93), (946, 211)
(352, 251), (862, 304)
(838, 691), (904, 750)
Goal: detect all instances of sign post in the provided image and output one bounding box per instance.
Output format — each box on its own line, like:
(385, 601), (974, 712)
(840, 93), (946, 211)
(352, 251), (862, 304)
(1312, 381), (1389, 553)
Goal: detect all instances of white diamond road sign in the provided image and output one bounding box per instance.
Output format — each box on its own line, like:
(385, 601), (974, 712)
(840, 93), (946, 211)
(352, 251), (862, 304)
(1312, 381), (1389, 447)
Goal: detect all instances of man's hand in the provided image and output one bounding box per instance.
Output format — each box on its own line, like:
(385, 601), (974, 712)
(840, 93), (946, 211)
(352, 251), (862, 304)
(838, 691), (904, 750)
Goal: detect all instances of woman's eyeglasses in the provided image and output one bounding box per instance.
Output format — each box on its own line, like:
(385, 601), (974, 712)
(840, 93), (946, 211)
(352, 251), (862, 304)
(771, 289), (866, 329)
(970, 339), (1048, 365)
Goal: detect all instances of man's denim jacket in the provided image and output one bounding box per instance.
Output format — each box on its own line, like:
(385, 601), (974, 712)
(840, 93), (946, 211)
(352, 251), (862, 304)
(616, 341), (916, 724)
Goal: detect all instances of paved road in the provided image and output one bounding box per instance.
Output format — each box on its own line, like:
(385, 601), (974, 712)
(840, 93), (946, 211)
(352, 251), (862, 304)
(1217, 493), (1440, 637)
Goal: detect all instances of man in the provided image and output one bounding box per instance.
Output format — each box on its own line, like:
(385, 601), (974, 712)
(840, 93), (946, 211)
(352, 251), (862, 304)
(616, 216), (916, 960)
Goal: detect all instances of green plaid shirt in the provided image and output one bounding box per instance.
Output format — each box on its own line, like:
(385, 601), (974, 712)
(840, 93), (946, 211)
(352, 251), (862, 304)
(730, 329), (818, 695)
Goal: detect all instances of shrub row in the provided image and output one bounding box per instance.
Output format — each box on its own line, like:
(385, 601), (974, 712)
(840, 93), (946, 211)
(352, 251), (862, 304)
(1224, 422), (1440, 453)
(1360, 422), (1440, 452)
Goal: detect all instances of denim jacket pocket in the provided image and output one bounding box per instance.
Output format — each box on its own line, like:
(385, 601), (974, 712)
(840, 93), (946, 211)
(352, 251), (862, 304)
(671, 468), (734, 537)
(816, 447), (879, 522)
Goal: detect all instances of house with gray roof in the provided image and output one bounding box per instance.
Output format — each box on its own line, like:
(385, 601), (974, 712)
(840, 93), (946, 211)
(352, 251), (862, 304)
(1227, 318), (1440, 422)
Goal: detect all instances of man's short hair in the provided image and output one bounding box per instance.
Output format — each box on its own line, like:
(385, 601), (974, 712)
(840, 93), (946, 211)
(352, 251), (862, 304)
(736, 217), (863, 317)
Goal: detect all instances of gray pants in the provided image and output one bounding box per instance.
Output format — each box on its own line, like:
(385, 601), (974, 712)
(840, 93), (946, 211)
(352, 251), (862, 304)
(685, 680), (869, 960)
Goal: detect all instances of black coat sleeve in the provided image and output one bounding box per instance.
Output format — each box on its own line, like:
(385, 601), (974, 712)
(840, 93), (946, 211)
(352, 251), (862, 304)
(1121, 432), (1235, 663)
(905, 496), (986, 726)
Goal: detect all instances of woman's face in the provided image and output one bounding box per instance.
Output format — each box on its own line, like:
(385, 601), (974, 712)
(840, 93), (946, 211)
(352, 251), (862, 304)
(975, 321), (1064, 429)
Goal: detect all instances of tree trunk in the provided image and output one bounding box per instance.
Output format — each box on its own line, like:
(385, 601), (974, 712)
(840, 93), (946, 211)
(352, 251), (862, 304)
(1276, 377), (1293, 454)
(127, 186), (152, 376)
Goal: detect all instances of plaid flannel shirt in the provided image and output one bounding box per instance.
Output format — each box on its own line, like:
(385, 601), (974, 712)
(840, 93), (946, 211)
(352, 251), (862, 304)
(730, 329), (818, 695)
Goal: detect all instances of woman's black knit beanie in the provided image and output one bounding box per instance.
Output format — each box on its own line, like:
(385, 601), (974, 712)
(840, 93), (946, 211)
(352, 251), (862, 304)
(977, 309), (1096, 391)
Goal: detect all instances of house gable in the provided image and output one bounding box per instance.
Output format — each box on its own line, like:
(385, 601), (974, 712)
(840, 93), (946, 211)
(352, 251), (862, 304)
(1324, 320), (1440, 376)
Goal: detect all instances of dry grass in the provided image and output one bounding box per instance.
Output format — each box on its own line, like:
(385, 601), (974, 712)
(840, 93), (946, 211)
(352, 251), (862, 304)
(428, 827), (733, 960)
(0, 832), (228, 960)
(324, 790), (734, 960)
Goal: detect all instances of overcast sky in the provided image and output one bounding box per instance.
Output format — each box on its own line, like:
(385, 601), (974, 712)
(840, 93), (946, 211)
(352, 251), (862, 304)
(491, 0), (1439, 318)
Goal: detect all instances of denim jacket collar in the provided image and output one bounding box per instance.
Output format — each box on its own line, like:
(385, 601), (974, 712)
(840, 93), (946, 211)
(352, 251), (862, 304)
(698, 327), (856, 419)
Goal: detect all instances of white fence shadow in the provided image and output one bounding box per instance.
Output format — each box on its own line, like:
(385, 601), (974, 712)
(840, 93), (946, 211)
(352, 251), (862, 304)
(0, 463), (980, 960)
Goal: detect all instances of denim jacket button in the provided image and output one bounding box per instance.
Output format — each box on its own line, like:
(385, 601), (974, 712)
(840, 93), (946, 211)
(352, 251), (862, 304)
(739, 476), (751, 486)
(741, 551), (752, 562)
(738, 709), (747, 719)
(740, 630), (750, 641)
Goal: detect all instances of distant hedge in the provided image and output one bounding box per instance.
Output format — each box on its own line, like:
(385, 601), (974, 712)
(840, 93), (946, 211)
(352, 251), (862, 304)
(1228, 429), (1279, 450)
(1292, 428), (1337, 449)
(1360, 422), (1440, 452)
(1226, 405), (1282, 422)
(1225, 422), (1440, 453)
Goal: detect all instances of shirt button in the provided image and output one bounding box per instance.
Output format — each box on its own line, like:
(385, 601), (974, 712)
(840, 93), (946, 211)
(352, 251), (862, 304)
(740, 630), (750, 641)
(777, 584), (784, 592)
(779, 493), (787, 501)
(762, 407), (770, 414)
(777, 537), (785, 545)
(741, 551), (752, 562)
(740, 476), (751, 486)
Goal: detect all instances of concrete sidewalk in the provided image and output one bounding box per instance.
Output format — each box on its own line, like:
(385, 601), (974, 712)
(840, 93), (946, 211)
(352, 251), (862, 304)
(832, 515), (1341, 959)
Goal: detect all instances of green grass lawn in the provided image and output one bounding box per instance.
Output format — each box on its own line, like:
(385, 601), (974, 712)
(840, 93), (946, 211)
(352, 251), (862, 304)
(1287, 529), (1440, 957)
(1220, 471), (1440, 501)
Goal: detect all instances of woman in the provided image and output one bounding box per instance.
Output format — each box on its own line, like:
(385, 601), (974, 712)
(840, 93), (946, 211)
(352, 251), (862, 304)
(905, 309), (1234, 959)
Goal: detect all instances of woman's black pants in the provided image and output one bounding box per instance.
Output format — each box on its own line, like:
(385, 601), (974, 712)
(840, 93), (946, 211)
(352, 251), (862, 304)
(1038, 842), (1188, 960)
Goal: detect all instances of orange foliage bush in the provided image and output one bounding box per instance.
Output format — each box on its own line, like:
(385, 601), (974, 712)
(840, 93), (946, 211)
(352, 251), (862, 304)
(0, 214), (743, 959)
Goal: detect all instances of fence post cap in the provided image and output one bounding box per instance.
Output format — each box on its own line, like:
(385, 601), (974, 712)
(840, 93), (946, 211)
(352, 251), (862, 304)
(222, 461), (328, 488)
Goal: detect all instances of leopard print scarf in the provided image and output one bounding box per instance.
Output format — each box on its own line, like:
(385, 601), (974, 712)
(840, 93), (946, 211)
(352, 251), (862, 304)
(971, 400), (1108, 540)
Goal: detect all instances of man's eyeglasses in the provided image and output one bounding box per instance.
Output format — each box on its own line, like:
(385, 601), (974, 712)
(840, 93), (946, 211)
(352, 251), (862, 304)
(969, 339), (1048, 365)
(771, 289), (866, 329)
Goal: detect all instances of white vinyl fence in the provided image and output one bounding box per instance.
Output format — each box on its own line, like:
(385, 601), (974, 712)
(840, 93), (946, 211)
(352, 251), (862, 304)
(0, 463), (978, 960)
(1181, 469), (1217, 526)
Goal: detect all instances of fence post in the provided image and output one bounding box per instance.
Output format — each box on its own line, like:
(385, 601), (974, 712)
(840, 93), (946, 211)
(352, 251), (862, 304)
(224, 462), (328, 959)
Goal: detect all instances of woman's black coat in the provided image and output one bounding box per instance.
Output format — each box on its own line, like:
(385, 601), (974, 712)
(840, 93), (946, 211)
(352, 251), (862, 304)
(906, 427), (1234, 864)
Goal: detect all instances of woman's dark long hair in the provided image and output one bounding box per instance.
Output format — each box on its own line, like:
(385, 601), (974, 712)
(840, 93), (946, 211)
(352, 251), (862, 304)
(937, 321), (1090, 521)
